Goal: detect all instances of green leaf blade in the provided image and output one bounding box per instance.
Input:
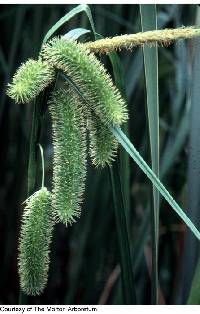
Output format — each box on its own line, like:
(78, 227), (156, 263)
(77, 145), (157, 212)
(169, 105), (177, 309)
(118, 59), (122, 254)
(110, 163), (137, 304)
(111, 126), (200, 242)
(140, 4), (159, 304)
(43, 4), (96, 44)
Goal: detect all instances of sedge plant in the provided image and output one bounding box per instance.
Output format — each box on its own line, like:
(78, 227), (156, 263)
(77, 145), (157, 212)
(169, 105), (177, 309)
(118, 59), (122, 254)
(7, 5), (200, 299)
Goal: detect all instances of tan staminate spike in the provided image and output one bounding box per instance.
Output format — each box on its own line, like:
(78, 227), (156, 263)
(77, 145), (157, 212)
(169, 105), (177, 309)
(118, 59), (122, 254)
(85, 27), (200, 54)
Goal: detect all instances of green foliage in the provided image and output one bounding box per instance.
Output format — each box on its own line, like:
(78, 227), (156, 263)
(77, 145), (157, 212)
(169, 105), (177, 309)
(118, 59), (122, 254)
(7, 59), (54, 104)
(3, 4), (200, 305)
(187, 255), (200, 304)
(111, 127), (200, 240)
(41, 37), (128, 126)
(42, 4), (96, 44)
(87, 112), (118, 167)
(48, 87), (87, 225)
(140, 4), (159, 304)
(18, 187), (54, 296)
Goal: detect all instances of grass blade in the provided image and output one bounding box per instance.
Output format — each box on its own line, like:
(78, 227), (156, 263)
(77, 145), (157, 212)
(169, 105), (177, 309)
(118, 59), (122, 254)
(109, 51), (130, 220)
(107, 45), (135, 304)
(108, 52), (135, 303)
(140, 4), (159, 304)
(43, 4), (95, 44)
(187, 254), (200, 304)
(63, 28), (91, 40)
(27, 99), (41, 196)
(109, 162), (136, 304)
(111, 126), (200, 241)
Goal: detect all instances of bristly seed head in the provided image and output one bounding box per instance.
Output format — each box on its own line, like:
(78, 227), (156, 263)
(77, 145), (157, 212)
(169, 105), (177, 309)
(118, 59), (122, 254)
(87, 112), (118, 168)
(18, 187), (55, 296)
(48, 87), (87, 225)
(7, 59), (54, 104)
(41, 37), (128, 127)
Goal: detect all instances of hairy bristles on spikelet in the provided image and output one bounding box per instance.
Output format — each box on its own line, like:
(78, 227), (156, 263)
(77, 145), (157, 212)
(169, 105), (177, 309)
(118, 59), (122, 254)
(41, 37), (128, 127)
(87, 112), (118, 168)
(7, 59), (54, 104)
(48, 87), (87, 225)
(18, 187), (54, 296)
(85, 27), (200, 54)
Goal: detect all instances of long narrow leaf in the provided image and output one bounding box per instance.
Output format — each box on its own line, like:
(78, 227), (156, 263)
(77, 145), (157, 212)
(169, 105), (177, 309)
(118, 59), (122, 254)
(108, 52), (135, 303)
(63, 28), (91, 40)
(109, 52), (131, 220)
(187, 255), (200, 304)
(111, 126), (200, 241)
(43, 4), (95, 44)
(110, 162), (136, 304)
(140, 4), (159, 304)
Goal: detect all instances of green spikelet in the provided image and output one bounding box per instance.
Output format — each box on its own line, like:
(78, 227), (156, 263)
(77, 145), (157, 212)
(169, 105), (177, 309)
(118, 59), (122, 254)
(48, 87), (87, 225)
(41, 37), (128, 126)
(7, 59), (54, 104)
(87, 112), (118, 167)
(18, 187), (54, 296)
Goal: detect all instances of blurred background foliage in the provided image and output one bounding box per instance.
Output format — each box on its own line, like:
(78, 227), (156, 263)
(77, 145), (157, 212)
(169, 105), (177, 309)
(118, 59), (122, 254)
(1, 3), (200, 305)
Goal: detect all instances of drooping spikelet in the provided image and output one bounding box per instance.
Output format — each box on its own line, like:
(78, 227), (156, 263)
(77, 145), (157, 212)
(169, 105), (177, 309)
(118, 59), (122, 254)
(7, 59), (54, 104)
(18, 187), (54, 296)
(87, 112), (118, 167)
(41, 37), (128, 126)
(48, 87), (87, 225)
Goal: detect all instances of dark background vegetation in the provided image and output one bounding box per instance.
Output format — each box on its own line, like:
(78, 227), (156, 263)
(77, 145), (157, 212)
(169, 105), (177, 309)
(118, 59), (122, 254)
(0, 3), (200, 305)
